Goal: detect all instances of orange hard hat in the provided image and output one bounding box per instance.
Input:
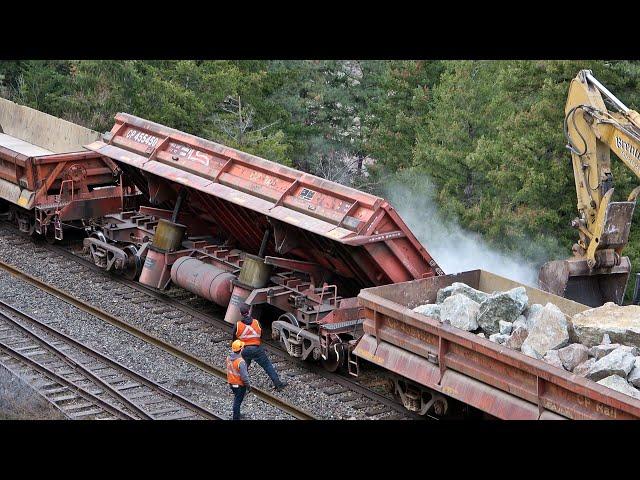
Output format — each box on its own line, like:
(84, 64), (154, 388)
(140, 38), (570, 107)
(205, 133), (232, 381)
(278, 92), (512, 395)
(232, 340), (245, 352)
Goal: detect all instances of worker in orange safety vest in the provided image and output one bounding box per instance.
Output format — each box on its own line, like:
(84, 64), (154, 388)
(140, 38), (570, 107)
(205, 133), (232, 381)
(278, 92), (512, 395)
(227, 339), (251, 420)
(235, 303), (288, 391)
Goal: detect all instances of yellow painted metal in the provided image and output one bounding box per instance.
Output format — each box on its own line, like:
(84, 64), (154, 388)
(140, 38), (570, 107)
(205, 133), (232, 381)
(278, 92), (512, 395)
(151, 219), (186, 252)
(238, 253), (271, 288)
(585, 189), (613, 268)
(564, 70), (640, 266)
(540, 70), (640, 305)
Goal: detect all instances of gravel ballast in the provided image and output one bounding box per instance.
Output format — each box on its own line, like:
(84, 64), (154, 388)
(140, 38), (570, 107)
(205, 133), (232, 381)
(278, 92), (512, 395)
(0, 269), (292, 420)
(0, 225), (408, 419)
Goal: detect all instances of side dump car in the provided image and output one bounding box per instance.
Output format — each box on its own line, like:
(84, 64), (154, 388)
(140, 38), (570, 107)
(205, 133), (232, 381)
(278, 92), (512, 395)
(353, 269), (640, 419)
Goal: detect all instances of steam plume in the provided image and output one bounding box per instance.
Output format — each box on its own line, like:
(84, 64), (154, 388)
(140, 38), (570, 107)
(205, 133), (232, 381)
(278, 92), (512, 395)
(384, 174), (540, 286)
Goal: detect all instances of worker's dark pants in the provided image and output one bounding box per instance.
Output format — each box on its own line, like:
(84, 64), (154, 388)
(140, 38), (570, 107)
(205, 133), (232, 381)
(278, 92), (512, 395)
(242, 345), (283, 387)
(229, 385), (246, 420)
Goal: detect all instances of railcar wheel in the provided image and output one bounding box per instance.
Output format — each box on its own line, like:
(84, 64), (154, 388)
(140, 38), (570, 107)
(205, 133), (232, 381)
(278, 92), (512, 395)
(321, 342), (345, 372)
(90, 231), (107, 243)
(278, 312), (299, 328)
(44, 226), (56, 245)
(273, 312), (298, 342)
(123, 245), (141, 280)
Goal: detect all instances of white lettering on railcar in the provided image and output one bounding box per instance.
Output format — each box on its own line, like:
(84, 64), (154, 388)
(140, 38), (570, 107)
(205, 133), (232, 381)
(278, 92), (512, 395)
(125, 129), (160, 148)
(167, 143), (210, 167)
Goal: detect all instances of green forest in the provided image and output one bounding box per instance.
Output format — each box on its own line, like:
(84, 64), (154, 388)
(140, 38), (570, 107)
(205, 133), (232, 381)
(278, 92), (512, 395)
(3, 60), (640, 289)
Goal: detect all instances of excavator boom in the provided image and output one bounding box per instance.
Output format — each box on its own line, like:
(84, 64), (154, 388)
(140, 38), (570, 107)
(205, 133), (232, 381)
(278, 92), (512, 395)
(539, 70), (640, 306)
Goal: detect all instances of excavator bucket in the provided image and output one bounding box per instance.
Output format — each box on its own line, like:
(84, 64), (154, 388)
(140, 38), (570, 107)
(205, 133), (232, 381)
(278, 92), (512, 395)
(538, 257), (631, 307)
(539, 197), (636, 307)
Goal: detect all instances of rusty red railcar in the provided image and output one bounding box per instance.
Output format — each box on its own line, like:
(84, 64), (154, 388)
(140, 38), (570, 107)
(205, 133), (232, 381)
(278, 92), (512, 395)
(0, 98), (127, 239)
(353, 269), (640, 419)
(84, 113), (443, 289)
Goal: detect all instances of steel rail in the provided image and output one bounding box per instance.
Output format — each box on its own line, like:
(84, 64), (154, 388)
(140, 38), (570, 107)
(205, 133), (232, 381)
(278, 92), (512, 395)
(0, 256), (316, 420)
(0, 328), (136, 420)
(0, 300), (220, 420)
(0, 308), (152, 420)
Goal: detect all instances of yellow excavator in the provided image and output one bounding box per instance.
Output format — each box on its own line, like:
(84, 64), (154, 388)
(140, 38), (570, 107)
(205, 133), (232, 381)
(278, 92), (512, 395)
(539, 69), (640, 307)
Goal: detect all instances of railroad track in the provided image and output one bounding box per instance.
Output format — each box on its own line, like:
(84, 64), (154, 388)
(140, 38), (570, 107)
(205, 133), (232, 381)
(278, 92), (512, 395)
(62, 242), (423, 419)
(0, 246), (316, 420)
(61, 242), (427, 420)
(0, 300), (220, 420)
(0, 222), (423, 419)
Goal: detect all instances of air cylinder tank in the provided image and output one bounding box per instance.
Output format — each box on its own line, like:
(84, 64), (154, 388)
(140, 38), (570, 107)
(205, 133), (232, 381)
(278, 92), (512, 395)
(170, 257), (235, 307)
(223, 254), (272, 323)
(139, 219), (187, 288)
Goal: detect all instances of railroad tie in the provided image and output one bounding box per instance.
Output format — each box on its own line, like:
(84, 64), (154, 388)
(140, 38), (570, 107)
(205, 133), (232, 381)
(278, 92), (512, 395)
(114, 381), (142, 391)
(294, 373), (317, 383)
(69, 408), (106, 419)
(161, 413), (198, 421)
(151, 306), (173, 315)
(306, 379), (334, 389)
(322, 386), (349, 396)
(172, 317), (196, 325)
(337, 393), (360, 403)
(130, 297), (151, 304)
(51, 393), (81, 403)
(184, 322), (207, 331)
(147, 406), (183, 417)
(350, 402), (373, 410)
(63, 401), (99, 412)
(364, 405), (391, 417)
(139, 301), (160, 309)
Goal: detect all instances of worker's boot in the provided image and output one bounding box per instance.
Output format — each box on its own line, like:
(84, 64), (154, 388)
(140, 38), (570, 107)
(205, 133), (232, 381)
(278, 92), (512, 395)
(274, 381), (288, 391)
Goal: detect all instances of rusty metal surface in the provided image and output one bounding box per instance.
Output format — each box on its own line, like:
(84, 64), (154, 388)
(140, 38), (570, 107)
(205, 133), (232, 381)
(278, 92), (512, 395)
(601, 201), (635, 249)
(355, 269), (640, 420)
(0, 98), (122, 226)
(84, 113), (444, 295)
(170, 257), (235, 307)
(0, 139), (123, 227)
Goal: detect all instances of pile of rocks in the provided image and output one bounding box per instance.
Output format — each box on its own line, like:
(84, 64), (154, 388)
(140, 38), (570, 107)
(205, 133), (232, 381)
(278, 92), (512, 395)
(412, 282), (640, 401)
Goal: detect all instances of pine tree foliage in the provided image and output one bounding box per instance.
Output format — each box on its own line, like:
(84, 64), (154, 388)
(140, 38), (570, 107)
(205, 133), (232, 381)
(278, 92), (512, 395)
(4, 60), (640, 293)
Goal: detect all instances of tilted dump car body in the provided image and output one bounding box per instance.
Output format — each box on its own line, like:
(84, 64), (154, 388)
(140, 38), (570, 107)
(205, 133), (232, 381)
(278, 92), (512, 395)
(81, 113), (445, 368)
(354, 269), (640, 419)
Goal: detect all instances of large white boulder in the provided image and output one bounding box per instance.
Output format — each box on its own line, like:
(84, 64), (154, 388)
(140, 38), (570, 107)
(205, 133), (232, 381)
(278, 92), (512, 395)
(596, 375), (640, 400)
(440, 294), (480, 331)
(520, 303), (570, 359)
(571, 303), (640, 348)
(586, 347), (636, 382)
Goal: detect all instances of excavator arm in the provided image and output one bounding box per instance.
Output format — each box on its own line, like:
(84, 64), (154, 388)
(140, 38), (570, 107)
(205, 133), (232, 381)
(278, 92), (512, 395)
(539, 70), (640, 306)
